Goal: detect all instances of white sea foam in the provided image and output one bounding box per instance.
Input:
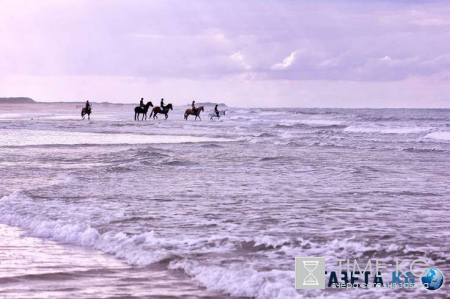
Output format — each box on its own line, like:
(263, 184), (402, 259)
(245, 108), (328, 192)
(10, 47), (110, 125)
(253, 235), (291, 248)
(423, 131), (450, 141)
(0, 193), (288, 266)
(277, 119), (344, 127)
(168, 260), (302, 299)
(0, 194), (331, 298)
(0, 192), (437, 299)
(0, 193), (170, 265)
(0, 113), (26, 119)
(258, 111), (285, 116)
(344, 126), (430, 134)
(0, 129), (231, 146)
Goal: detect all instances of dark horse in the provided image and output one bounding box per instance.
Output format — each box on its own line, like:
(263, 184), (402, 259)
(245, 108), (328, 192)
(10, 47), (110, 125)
(134, 102), (153, 121)
(81, 107), (91, 120)
(149, 103), (173, 120)
(184, 106), (204, 121)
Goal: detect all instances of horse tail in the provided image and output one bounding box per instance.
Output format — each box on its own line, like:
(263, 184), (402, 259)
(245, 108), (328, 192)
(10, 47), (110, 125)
(149, 110), (153, 118)
(184, 112), (187, 120)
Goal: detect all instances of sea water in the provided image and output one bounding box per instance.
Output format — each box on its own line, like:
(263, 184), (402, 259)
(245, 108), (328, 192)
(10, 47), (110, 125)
(0, 103), (449, 298)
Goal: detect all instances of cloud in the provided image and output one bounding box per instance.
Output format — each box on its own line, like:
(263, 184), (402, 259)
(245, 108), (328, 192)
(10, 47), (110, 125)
(378, 56), (419, 67)
(1, 0), (449, 82)
(230, 51), (251, 70)
(271, 50), (298, 70)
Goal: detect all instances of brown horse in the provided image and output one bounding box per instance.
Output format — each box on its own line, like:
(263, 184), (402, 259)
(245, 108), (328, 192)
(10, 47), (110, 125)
(134, 102), (153, 121)
(149, 103), (173, 120)
(184, 106), (204, 120)
(81, 107), (91, 120)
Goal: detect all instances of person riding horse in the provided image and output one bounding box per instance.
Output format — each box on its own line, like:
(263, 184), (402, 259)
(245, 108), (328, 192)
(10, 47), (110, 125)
(140, 98), (144, 108)
(85, 100), (91, 113)
(214, 104), (219, 118)
(192, 101), (197, 115)
(160, 98), (165, 112)
(81, 100), (92, 120)
(184, 103), (204, 120)
(134, 101), (153, 121)
(150, 103), (173, 119)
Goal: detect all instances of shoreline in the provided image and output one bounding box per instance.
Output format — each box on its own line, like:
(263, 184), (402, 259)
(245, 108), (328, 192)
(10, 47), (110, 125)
(0, 223), (236, 299)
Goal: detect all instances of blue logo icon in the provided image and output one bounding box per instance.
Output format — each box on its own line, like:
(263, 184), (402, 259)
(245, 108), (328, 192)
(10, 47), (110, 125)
(421, 268), (444, 291)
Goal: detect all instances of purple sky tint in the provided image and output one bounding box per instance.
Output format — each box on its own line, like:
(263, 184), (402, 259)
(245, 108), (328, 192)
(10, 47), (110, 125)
(1, 0), (449, 107)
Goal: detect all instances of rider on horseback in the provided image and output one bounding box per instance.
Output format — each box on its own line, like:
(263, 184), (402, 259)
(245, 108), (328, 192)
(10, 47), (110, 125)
(85, 100), (91, 112)
(160, 98), (165, 112)
(214, 104), (219, 117)
(140, 98), (144, 108)
(192, 100), (197, 115)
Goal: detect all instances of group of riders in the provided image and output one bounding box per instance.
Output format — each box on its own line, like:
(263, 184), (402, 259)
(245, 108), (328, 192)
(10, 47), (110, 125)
(83, 98), (222, 120)
(138, 98), (221, 118)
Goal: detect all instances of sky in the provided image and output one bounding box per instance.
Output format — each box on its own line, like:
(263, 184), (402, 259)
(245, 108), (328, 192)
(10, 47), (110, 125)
(0, 0), (449, 108)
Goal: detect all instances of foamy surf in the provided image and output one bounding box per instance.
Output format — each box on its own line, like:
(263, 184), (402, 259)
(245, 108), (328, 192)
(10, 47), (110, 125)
(1, 190), (444, 298)
(0, 223), (229, 299)
(344, 126), (431, 134)
(422, 131), (450, 141)
(0, 192), (302, 298)
(0, 129), (232, 146)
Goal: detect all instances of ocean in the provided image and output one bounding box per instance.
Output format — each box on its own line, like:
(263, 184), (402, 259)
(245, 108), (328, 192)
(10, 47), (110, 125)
(0, 103), (448, 298)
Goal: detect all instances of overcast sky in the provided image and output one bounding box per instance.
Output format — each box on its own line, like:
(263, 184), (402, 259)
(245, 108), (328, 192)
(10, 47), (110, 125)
(1, 0), (449, 107)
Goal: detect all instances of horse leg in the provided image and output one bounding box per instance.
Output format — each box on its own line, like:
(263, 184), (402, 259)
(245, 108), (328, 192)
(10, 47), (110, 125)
(165, 113), (168, 120)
